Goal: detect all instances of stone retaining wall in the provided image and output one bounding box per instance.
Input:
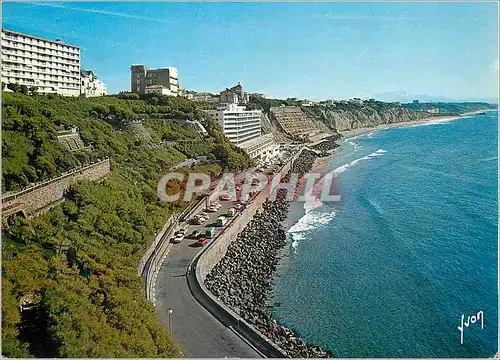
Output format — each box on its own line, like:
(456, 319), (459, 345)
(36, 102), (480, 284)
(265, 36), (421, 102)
(2, 159), (110, 217)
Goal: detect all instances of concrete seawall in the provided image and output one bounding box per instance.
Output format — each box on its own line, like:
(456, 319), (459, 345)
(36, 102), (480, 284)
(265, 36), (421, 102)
(2, 159), (110, 218)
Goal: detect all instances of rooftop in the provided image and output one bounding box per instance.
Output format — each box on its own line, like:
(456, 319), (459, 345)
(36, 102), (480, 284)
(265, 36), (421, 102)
(239, 134), (273, 149)
(2, 28), (80, 50)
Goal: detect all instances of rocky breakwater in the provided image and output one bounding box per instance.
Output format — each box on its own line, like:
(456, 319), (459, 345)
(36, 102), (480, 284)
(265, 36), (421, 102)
(310, 134), (342, 154)
(205, 150), (332, 358)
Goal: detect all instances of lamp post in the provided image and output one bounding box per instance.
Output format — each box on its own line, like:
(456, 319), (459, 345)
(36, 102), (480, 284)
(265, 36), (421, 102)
(168, 309), (173, 334)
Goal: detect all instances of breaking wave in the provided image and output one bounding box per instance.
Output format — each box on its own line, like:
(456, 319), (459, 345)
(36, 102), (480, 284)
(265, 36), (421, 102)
(288, 210), (337, 254)
(331, 149), (387, 176)
(411, 117), (458, 127)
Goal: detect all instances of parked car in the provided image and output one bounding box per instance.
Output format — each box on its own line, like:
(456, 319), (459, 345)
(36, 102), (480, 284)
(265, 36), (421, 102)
(227, 208), (236, 217)
(205, 206), (217, 212)
(219, 194), (231, 201)
(235, 203), (245, 211)
(191, 229), (202, 239)
(205, 227), (217, 238)
(191, 217), (203, 225)
(171, 233), (184, 244)
(216, 216), (227, 227)
(198, 237), (208, 246)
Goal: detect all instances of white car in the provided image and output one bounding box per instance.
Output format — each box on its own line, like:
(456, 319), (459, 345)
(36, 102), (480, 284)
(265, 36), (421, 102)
(193, 214), (208, 223)
(205, 206), (217, 212)
(171, 233), (184, 244)
(235, 203), (245, 211)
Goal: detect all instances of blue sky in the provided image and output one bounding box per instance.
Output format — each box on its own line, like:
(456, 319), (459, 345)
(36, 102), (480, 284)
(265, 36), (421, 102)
(2, 2), (498, 101)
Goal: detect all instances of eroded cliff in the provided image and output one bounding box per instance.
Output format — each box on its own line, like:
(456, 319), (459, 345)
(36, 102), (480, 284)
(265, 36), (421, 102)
(304, 105), (431, 132)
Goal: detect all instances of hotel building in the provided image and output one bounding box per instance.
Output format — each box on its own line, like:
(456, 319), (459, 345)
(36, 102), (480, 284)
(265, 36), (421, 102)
(206, 103), (277, 161)
(130, 65), (179, 96)
(1, 29), (81, 96)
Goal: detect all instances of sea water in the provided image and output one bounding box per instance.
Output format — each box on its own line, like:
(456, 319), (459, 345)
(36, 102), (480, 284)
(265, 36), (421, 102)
(271, 112), (498, 357)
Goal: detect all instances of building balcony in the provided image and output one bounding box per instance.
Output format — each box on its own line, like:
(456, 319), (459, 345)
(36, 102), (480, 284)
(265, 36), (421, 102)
(2, 42), (79, 60)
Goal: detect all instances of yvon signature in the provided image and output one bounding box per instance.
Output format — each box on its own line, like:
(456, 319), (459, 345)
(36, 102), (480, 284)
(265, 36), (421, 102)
(458, 311), (484, 344)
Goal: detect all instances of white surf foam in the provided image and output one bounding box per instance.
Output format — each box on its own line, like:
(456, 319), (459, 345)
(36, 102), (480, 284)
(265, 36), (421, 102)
(411, 118), (456, 127)
(366, 131), (377, 138)
(304, 198), (324, 213)
(330, 149), (387, 176)
(290, 232), (305, 254)
(478, 156), (498, 163)
(288, 210), (337, 234)
(347, 140), (362, 151)
(287, 210), (336, 253)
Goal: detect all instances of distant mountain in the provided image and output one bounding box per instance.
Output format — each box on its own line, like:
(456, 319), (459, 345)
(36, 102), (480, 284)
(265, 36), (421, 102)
(373, 91), (455, 103)
(373, 91), (498, 104)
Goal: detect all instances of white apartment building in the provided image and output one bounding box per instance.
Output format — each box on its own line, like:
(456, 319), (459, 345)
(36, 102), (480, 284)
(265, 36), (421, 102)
(206, 103), (277, 160)
(1, 29), (81, 96)
(80, 69), (107, 97)
(207, 103), (262, 146)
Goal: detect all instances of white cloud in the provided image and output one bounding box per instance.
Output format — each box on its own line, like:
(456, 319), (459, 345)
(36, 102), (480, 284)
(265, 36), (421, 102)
(30, 2), (165, 23)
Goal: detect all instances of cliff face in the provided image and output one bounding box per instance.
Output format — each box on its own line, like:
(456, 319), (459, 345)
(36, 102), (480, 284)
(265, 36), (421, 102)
(305, 106), (431, 132)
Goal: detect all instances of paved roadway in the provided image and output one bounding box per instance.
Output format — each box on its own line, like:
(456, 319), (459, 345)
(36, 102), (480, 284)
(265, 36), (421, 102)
(155, 171), (263, 358)
(154, 162), (288, 357)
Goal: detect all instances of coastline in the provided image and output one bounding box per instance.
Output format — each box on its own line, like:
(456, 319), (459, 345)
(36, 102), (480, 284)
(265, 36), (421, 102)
(287, 108), (498, 229)
(339, 115), (461, 139)
(272, 110), (498, 357)
(339, 109), (496, 139)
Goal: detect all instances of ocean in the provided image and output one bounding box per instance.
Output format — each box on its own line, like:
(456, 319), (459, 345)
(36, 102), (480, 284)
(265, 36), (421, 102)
(272, 111), (498, 357)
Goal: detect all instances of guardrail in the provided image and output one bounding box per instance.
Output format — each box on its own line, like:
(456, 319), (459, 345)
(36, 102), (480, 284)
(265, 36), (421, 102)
(138, 214), (177, 277)
(139, 195), (207, 303)
(141, 213), (181, 302)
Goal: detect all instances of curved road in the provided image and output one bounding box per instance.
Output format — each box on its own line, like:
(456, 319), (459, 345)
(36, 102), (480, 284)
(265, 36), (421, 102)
(155, 169), (266, 358)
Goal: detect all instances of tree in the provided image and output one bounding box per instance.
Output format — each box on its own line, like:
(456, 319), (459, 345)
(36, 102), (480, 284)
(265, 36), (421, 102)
(19, 85), (29, 95)
(7, 83), (20, 93)
(29, 86), (38, 96)
(1, 91), (255, 357)
(2, 82), (6, 90)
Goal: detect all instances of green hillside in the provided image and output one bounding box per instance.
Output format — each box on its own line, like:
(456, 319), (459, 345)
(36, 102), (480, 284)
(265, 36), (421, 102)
(1, 92), (252, 357)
